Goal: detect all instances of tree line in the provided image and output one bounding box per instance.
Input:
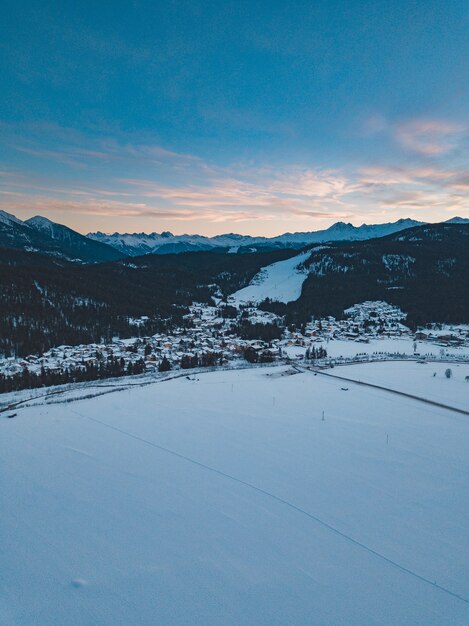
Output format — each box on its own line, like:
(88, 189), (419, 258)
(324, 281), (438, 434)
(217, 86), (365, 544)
(0, 356), (146, 394)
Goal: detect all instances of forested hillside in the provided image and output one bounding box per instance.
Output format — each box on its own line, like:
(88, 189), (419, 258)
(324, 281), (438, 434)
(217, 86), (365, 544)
(0, 248), (296, 356)
(261, 223), (469, 329)
(1, 223), (468, 357)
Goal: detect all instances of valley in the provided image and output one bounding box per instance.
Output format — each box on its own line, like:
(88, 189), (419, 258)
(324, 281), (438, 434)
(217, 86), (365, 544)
(3, 6), (469, 624)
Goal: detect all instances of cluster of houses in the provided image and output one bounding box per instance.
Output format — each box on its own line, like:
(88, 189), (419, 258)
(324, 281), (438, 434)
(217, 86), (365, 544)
(325, 301), (410, 340)
(0, 303), (282, 382)
(310, 301), (469, 346)
(0, 300), (468, 387)
(413, 327), (468, 347)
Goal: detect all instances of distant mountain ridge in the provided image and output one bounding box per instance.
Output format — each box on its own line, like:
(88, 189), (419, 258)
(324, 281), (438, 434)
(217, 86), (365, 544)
(1, 209), (468, 260)
(88, 217), (433, 255)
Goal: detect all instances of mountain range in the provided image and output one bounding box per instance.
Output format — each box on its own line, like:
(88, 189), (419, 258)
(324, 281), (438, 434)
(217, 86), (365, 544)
(88, 218), (427, 255)
(0, 210), (123, 263)
(0, 209), (468, 262)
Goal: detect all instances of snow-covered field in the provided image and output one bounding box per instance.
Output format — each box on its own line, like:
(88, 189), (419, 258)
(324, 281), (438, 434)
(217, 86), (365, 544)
(230, 251), (310, 304)
(331, 360), (469, 412)
(1, 365), (468, 625)
(284, 336), (469, 361)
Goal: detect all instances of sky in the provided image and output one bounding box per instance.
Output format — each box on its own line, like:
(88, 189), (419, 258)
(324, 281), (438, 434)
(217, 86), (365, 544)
(1, 0), (469, 236)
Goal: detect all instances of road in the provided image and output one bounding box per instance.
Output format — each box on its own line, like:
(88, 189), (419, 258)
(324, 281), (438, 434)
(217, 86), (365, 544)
(296, 364), (469, 417)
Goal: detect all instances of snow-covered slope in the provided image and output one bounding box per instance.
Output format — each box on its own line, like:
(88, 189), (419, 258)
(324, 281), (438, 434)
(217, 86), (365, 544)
(25, 215), (61, 234)
(0, 212), (122, 262)
(1, 365), (468, 625)
(86, 230), (222, 256)
(230, 250), (311, 304)
(269, 217), (423, 246)
(0, 209), (23, 226)
(445, 216), (469, 224)
(25, 215), (123, 262)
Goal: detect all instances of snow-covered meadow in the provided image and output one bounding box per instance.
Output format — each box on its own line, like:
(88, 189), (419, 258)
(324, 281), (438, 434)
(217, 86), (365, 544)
(1, 364), (468, 625)
(284, 336), (469, 361)
(332, 360), (469, 412)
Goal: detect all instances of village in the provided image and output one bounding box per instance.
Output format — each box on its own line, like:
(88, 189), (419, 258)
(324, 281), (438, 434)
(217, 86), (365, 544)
(1, 300), (468, 393)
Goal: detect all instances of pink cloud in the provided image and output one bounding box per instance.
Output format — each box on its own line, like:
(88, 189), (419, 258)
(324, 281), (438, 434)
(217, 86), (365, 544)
(3, 120), (469, 234)
(394, 119), (466, 155)
(0, 196), (279, 224)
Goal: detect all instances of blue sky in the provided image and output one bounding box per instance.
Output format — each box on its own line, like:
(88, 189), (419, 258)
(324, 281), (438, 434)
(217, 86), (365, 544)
(1, 0), (469, 235)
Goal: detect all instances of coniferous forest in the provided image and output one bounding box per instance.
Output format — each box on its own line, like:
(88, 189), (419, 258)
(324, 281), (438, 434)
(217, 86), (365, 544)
(0, 223), (468, 359)
(0, 247), (295, 357)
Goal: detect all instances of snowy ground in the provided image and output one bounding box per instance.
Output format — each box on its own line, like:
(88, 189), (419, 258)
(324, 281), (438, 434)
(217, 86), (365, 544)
(230, 251), (310, 304)
(284, 336), (469, 360)
(330, 360), (469, 413)
(1, 365), (468, 625)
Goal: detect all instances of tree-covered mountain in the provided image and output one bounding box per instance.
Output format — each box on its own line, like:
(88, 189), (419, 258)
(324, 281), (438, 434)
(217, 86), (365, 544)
(0, 210), (123, 263)
(0, 246), (296, 357)
(0, 221), (467, 358)
(25, 215), (125, 262)
(260, 223), (469, 329)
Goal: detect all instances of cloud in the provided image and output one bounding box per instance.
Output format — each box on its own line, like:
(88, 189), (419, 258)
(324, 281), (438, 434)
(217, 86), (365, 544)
(355, 164), (469, 214)
(3, 155), (469, 232)
(14, 146), (90, 169)
(118, 169), (359, 217)
(364, 115), (468, 156)
(267, 168), (355, 199)
(0, 164), (359, 228)
(2, 120), (469, 234)
(0, 196), (276, 223)
(12, 136), (204, 171)
(358, 165), (459, 188)
(394, 119), (466, 155)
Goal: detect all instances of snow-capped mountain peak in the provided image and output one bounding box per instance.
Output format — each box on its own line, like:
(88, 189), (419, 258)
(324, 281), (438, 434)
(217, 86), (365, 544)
(2, 209), (466, 259)
(25, 215), (57, 233)
(0, 209), (24, 226)
(88, 217), (428, 255)
(445, 216), (469, 224)
(327, 221), (354, 231)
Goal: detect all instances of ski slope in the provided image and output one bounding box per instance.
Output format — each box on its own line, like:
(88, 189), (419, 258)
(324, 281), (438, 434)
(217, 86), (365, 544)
(1, 365), (468, 625)
(230, 251), (310, 304)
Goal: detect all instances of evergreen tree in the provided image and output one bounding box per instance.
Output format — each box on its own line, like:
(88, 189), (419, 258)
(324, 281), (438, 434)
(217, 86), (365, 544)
(159, 356), (171, 372)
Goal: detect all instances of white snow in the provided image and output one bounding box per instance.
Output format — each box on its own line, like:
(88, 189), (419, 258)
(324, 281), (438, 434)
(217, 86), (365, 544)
(25, 215), (55, 231)
(0, 209), (23, 226)
(313, 337), (469, 359)
(330, 360), (469, 412)
(1, 364), (468, 625)
(87, 219), (427, 255)
(230, 251), (310, 304)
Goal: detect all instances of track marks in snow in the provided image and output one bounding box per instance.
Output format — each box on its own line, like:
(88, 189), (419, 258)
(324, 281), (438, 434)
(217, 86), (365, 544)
(70, 407), (469, 608)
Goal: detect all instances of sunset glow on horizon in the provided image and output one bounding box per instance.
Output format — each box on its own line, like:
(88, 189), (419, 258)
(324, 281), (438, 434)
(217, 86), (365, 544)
(1, 1), (469, 236)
